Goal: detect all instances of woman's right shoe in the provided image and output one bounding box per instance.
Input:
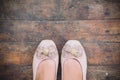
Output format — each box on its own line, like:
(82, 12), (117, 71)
(61, 40), (87, 80)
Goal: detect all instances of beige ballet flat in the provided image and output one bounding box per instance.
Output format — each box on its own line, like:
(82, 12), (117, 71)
(61, 40), (87, 80)
(33, 40), (59, 80)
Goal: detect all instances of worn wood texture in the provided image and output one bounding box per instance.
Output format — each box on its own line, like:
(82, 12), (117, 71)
(0, 65), (120, 80)
(0, 20), (120, 80)
(0, 0), (59, 20)
(0, 0), (120, 20)
(0, 20), (120, 42)
(0, 0), (120, 80)
(0, 42), (120, 65)
(0, 20), (120, 65)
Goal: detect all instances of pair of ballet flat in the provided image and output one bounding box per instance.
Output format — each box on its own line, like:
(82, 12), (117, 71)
(33, 40), (87, 80)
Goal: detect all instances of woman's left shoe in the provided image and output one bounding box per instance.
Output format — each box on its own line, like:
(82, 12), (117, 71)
(33, 40), (59, 80)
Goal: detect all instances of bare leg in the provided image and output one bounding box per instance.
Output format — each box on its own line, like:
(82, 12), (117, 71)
(36, 60), (56, 80)
(63, 59), (82, 80)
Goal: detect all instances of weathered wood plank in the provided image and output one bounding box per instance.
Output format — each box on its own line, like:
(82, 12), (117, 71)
(0, 42), (37, 65)
(0, 0), (120, 20)
(0, 42), (119, 65)
(103, 3), (120, 19)
(0, 65), (32, 80)
(83, 43), (120, 65)
(0, 0), (119, 80)
(59, 0), (88, 20)
(0, 52), (33, 65)
(0, 0), (59, 20)
(60, 0), (120, 20)
(0, 0), (33, 19)
(0, 65), (119, 80)
(0, 20), (120, 42)
(87, 66), (120, 80)
(88, 3), (120, 19)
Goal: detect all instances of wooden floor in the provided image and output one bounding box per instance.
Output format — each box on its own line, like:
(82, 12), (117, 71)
(0, 0), (120, 80)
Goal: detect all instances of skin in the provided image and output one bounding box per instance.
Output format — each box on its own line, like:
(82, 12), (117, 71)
(36, 59), (82, 80)
(63, 59), (82, 80)
(36, 60), (56, 80)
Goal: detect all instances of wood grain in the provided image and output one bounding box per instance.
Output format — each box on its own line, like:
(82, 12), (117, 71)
(0, 42), (119, 65)
(0, 20), (120, 42)
(0, 0), (120, 20)
(0, 65), (119, 80)
(0, 0), (120, 80)
(0, 0), (59, 20)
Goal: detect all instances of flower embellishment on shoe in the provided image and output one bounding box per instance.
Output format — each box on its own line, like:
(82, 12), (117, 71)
(62, 44), (83, 58)
(42, 49), (49, 56)
(71, 49), (77, 57)
(36, 46), (57, 59)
